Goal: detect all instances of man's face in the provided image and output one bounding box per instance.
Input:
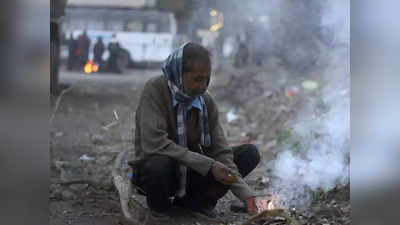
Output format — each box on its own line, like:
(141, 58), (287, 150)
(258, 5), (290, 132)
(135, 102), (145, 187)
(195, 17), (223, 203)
(183, 62), (211, 97)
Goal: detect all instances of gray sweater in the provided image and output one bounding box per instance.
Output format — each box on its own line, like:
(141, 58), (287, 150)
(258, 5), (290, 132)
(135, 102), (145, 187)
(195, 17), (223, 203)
(129, 75), (255, 201)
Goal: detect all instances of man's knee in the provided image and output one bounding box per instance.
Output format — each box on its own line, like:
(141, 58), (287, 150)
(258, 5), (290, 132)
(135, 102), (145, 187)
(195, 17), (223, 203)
(140, 155), (175, 178)
(236, 144), (260, 165)
(244, 144), (261, 165)
(139, 155), (177, 212)
(233, 144), (261, 176)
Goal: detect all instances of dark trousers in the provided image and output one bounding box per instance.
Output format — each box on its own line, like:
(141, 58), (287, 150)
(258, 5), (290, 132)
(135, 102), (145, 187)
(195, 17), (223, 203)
(134, 144), (260, 213)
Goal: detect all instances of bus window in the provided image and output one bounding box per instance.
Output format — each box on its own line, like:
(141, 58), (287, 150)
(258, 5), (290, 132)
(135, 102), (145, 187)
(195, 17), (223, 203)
(70, 19), (86, 31)
(88, 20), (104, 30)
(126, 21), (143, 32)
(146, 23), (157, 33)
(159, 21), (170, 33)
(106, 21), (124, 31)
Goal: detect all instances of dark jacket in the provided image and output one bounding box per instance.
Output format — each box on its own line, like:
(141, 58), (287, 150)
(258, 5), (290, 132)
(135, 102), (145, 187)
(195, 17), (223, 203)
(129, 75), (255, 201)
(93, 41), (104, 61)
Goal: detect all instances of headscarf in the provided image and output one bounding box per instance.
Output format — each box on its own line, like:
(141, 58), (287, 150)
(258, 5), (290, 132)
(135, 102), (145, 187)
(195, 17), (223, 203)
(162, 42), (211, 197)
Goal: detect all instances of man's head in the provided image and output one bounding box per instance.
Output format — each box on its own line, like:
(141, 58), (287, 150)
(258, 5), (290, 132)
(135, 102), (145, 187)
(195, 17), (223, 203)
(182, 43), (211, 97)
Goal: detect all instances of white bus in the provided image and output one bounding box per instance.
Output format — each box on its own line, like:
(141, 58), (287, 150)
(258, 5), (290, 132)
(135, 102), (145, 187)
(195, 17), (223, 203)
(61, 6), (177, 67)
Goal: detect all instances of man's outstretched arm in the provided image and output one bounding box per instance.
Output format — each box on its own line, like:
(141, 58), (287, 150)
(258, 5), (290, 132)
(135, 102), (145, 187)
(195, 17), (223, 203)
(206, 96), (257, 201)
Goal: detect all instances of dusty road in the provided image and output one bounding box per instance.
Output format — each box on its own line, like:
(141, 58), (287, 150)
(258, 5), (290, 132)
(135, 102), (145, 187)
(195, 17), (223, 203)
(59, 68), (161, 86)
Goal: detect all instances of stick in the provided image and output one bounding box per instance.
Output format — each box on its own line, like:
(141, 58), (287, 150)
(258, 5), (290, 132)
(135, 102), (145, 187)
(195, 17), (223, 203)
(57, 179), (98, 187)
(102, 121), (119, 130)
(50, 86), (74, 125)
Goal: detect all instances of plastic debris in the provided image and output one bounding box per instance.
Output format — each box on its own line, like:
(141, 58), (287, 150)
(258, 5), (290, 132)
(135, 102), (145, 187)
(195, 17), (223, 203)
(226, 109), (239, 123)
(302, 80), (319, 91)
(55, 132), (64, 137)
(79, 154), (94, 161)
(90, 134), (105, 145)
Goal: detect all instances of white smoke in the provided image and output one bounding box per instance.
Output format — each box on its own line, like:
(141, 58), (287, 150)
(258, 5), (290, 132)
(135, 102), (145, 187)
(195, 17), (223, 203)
(270, 82), (349, 209)
(267, 0), (349, 210)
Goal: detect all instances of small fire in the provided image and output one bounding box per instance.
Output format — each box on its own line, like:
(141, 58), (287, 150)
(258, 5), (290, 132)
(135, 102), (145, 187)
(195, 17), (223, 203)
(267, 200), (275, 210)
(84, 60), (99, 74)
(92, 64), (99, 73)
(84, 61), (92, 74)
(255, 197), (276, 212)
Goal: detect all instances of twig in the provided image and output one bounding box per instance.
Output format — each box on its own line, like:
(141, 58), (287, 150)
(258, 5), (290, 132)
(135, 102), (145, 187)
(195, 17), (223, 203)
(57, 179), (98, 187)
(102, 121), (119, 130)
(113, 110), (120, 121)
(50, 86), (74, 125)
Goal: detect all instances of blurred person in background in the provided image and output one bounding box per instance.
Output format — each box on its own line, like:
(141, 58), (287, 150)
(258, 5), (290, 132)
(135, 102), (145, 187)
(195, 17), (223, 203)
(234, 41), (249, 68)
(107, 34), (121, 73)
(67, 33), (78, 70)
(128, 42), (261, 220)
(93, 37), (104, 66)
(77, 30), (90, 67)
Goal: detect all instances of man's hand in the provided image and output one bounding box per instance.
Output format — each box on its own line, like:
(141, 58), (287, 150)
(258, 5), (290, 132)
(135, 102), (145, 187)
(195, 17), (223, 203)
(210, 161), (240, 185)
(246, 197), (258, 215)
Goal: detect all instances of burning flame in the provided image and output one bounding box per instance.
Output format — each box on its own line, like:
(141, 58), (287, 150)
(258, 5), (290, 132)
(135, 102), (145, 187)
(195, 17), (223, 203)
(84, 61), (92, 74)
(255, 197), (276, 212)
(267, 200), (275, 210)
(92, 64), (99, 73)
(84, 60), (99, 74)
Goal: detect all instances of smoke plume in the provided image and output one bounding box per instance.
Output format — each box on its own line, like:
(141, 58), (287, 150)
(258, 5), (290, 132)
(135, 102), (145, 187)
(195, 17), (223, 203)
(266, 0), (349, 210)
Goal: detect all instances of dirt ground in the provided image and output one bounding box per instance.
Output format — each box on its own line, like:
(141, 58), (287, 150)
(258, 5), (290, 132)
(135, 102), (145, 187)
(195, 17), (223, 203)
(50, 61), (350, 225)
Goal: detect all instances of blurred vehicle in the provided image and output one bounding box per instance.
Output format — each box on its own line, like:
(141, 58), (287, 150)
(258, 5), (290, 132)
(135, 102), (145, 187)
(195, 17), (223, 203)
(61, 5), (177, 70)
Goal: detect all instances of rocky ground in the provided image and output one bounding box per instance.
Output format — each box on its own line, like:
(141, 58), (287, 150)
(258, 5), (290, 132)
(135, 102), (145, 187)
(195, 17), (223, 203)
(50, 60), (350, 225)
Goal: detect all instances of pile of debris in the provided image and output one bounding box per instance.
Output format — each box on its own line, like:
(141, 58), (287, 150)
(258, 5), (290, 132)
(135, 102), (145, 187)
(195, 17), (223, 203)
(209, 66), (313, 159)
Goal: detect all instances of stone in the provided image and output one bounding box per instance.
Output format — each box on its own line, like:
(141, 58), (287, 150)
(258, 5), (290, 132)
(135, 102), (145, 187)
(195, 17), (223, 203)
(61, 190), (75, 200)
(91, 134), (105, 145)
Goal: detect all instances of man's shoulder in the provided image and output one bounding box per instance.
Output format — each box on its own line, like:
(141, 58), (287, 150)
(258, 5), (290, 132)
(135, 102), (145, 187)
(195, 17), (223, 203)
(143, 75), (167, 95)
